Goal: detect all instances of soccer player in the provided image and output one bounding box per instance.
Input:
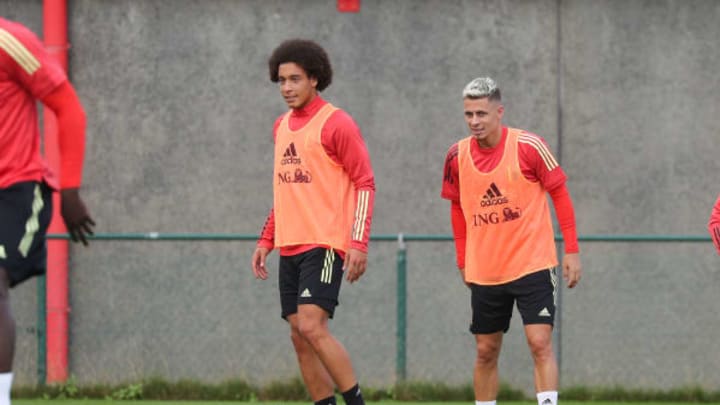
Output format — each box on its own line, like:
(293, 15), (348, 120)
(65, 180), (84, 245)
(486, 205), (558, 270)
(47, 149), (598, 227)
(709, 194), (720, 255)
(441, 77), (581, 405)
(251, 39), (374, 405)
(0, 17), (94, 404)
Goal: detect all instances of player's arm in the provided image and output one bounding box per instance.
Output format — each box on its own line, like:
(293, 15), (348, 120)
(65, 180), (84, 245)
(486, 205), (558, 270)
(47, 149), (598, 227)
(251, 208), (275, 280)
(709, 194), (720, 255)
(3, 22), (94, 244)
(256, 207), (275, 251)
(519, 133), (581, 287)
(548, 184), (579, 254)
(441, 144), (468, 286)
(450, 200), (468, 286)
(13, 29), (87, 191)
(549, 184), (581, 288)
(1, 21), (66, 98)
(41, 81), (86, 188)
(40, 81), (95, 245)
(252, 123), (281, 280)
(323, 111), (375, 282)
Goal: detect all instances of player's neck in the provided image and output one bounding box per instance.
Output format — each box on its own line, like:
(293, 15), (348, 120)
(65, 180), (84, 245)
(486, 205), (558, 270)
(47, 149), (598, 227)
(475, 127), (503, 149)
(293, 93), (321, 113)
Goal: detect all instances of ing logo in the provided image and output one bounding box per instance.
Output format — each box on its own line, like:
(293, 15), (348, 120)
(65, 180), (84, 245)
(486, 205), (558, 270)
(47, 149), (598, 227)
(502, 207), (521, 222)
(277, 168), (313, 184)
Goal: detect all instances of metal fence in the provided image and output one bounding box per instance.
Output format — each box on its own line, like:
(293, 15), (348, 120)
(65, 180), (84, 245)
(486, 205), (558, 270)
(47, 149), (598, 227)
(33, 232), (712, 387)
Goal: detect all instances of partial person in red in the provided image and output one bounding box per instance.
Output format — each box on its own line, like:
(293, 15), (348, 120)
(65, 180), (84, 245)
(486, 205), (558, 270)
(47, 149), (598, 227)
(709, 194), (720, 255)
(0, 17), (94, 405)
(251, 39), (374, 405)
(441, 77), (581, 405)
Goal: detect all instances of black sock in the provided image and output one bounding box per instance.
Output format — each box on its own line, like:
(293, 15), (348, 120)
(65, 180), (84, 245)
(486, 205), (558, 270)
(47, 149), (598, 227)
(315, 395), (337, 405)
(341, 383), (364, 405)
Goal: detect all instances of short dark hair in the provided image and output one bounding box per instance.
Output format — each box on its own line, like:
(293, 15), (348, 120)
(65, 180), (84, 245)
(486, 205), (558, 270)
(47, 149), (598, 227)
(268, 39), (333, 92)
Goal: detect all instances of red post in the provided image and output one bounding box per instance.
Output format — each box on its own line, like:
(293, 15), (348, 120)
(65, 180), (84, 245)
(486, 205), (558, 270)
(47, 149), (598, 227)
(337, 0), (361, 13)
(42, 0), (69, 383)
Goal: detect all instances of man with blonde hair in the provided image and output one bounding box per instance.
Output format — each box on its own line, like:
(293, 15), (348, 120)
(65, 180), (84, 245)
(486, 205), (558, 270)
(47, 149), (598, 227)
(441, 77), (581, 405)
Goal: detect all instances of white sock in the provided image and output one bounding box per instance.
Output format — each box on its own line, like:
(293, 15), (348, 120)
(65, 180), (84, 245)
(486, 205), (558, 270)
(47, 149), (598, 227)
(537, 390), (558, 405)
(0, 373), (12, 405)
(476, 401), (496, 405)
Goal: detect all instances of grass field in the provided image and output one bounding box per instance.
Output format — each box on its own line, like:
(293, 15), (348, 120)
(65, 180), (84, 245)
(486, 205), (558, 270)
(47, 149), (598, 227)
(13, 401), (720, 405)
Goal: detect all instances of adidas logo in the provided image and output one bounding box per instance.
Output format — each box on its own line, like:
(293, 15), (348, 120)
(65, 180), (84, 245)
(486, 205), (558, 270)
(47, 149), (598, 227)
(300, 288), (312, 298)
(281, 142), (301, 165)
(481, 182), (509, 206)
(538, 307), (551, 317)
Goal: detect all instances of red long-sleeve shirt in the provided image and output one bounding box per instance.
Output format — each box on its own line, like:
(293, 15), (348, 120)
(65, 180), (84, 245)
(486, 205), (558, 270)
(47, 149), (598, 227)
(709, 194), (720, 255)
(0, 17), (85, 190)
(258, 96), (375, 256)
(441, 127), (578, 269)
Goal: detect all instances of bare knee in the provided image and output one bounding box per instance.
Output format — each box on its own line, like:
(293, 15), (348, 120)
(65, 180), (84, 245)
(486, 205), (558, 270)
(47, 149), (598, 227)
(527, 332), (554, 361)
(475, 337), (501, 367)
(295, 305), (331, 346)
(297, 318), (329, 346)
(288, 314), (315, 356)
(289, 327), (308, 351)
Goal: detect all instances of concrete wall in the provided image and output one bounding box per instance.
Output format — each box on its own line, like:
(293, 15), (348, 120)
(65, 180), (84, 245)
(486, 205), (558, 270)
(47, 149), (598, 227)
(2, 0), (719, 393)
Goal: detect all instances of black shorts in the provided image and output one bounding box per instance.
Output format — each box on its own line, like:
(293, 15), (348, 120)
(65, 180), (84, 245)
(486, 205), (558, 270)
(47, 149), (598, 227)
(279, 247), (344, 319)
(469, 268), (558, 334)
(0, 181), (53, 288)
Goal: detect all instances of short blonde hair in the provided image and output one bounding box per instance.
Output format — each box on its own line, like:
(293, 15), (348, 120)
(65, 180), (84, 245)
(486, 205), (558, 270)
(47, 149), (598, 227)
(462, 77), (501, 101)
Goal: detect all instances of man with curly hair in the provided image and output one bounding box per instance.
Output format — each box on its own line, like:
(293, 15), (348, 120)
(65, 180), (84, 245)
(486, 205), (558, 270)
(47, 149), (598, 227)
(251, 39), (374, 405)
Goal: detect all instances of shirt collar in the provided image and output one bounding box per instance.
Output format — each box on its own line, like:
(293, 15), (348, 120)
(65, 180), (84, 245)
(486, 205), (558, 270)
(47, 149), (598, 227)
(291, 95), (326, 118)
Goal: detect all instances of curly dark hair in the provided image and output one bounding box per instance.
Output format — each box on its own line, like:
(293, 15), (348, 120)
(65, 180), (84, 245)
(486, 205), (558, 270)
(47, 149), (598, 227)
(268, 39), (333, 91)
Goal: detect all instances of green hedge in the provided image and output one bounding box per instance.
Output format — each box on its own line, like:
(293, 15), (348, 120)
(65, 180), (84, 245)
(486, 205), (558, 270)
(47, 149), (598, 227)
(11, 377), (720, 402)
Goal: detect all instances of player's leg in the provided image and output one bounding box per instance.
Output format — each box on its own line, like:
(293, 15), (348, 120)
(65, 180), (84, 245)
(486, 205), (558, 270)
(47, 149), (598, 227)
(469, 283), (514, 403)
(473, 332), (503, 402)
(279, 255), (336, 404)
(524, 324), (558, 402)
(0, 269), (14, 405)
(514, 268), (559, 405)
(295, 248), (364, 405)
(0, 182), (52, 405)
(297, 304), (356, 388)
(287, 314), (335, 404)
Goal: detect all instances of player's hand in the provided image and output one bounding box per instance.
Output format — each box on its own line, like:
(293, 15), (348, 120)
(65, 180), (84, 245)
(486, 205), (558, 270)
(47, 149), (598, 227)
(562, 252), (581, 288)
(251, 247), (270, 280)
(60, 188), (95, 246)
(343, 248), (367, 283)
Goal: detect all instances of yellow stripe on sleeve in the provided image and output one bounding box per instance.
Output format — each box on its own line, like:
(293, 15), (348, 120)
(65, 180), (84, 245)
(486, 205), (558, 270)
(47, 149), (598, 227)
(519, 135), (559, 171)
(0, 28), (41, 75)
(352, 190), (369, 241)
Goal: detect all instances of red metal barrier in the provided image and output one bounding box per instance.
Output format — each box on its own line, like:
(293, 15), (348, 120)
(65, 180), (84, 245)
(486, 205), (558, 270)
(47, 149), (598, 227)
(42, 0), (70, 383)
(338, 0), (360, 13)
